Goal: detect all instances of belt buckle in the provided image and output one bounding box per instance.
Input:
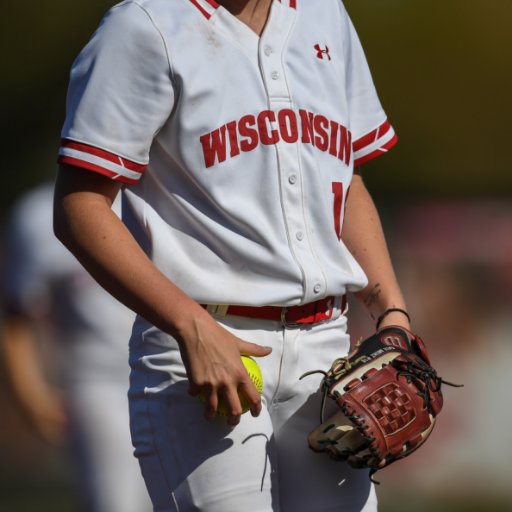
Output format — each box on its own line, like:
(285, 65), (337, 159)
(280, 307), (303, 329)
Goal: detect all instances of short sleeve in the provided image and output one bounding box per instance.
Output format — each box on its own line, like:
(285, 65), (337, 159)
(58, 1), (175, 184)
(341, 7), (398, 167)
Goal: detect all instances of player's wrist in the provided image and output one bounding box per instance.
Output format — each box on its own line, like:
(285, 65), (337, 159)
(172, 305), (213, 344)
(375, 308), (411, 331)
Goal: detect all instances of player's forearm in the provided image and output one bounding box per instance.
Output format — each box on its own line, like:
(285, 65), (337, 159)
(54, 166), (270, 424)
(53, 166), (211, 340)
(342, 171), (410, 330)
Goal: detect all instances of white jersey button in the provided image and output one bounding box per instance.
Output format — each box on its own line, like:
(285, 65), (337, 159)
(264, 46), (273, 56)
(296, 231), (304, 241)
(271, 71), (280, 80)
(313, 283), (322, 294)
(288, 174), (297, 184)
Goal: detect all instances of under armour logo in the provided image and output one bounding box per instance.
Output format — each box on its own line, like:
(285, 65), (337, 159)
(314, 44), (331, 61)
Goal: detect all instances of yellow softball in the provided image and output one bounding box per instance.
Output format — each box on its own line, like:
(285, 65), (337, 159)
(200, 356), (263, 416)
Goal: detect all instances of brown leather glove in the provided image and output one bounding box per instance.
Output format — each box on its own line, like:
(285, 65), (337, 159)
(302, 327), (460, 480)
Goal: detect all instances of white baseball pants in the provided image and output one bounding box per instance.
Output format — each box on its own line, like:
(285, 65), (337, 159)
(128, 306), (377, 512)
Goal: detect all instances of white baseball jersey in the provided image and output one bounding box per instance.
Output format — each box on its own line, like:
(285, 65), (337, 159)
(58, 0), (397, 307)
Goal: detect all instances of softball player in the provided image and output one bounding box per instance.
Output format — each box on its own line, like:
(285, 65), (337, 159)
(54, 1), (410, 510)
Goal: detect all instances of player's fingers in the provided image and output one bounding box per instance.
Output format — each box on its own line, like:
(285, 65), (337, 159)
(237, 339), (272, 358)
(238, 378), (262, 418)
(187, 383), (201, 397)
(222, 386), (244, 426)
(202, 386), (219, 422)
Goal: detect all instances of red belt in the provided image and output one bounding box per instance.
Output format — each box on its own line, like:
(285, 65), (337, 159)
(202, 295), (346, 328)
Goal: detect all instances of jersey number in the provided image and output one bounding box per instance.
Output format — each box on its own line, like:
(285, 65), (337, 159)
(332, 182), (344, 240)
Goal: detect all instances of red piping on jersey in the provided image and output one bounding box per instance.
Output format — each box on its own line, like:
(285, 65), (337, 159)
(60, 139), (146, 173)
(353, 133), (398, 167)
(58, 155), (139, 185)
(353, 120), (391, 152)
(189, 0), (218, 20)
(191, 0), (295, 20)
(278, 0), (297, 8)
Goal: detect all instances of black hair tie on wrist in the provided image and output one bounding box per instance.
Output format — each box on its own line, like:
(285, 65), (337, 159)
(376, 308), (411, 330)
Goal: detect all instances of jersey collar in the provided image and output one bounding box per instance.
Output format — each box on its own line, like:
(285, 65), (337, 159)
(188, 0), (297, 21)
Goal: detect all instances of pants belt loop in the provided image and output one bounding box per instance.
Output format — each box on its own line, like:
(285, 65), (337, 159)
(206, 304), (230, 317)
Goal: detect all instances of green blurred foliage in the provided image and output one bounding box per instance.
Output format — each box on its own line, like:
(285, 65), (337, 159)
(1, 0), (511, 220)
(347, 0), (512, 197)
(0, 0), (114, 220)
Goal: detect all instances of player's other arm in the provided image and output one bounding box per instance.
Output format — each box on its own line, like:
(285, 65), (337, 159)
(341, 167), (410, 330)
(53, 165), (271, 425)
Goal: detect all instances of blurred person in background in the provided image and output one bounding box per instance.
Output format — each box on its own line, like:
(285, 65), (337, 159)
(0, 181), (152, 512)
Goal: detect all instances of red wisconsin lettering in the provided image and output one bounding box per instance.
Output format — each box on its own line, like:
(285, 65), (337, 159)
(314, 114), (329, 151)
(299, 109), (315, 144)
(200, 109), (352, 169)
(338, 125), (352, 165)
(257, 110), (279, 145)
(278, 109), (299, 143)
(226, 121), (240, 158)
(329, 120), (339, 157)
(200, 125), (228, 168)
(239, 115), (258, 152)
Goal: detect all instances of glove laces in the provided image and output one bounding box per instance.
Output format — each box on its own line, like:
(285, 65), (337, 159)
(391, 354), (463, 413)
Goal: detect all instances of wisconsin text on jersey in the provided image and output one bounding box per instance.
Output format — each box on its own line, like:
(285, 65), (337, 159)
(200, 108), (353, 169)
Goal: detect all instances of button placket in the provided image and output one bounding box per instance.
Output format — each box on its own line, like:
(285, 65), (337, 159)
(257, 5), (327, 302)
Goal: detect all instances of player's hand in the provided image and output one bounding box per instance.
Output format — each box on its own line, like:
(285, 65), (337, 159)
(176, 310), (271, 426)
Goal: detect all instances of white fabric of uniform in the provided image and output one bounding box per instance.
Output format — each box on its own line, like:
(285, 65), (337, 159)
(57, 1), (397, 510)
(129, 309), (377, 512)
(59, 0), (397, 307)
(2, 183), (152, 512)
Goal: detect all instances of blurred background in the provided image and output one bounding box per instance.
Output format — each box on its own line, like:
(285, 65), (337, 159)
(0, 1), (511, 511)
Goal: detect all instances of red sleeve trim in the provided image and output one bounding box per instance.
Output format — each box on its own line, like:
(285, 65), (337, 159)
(60, 139), (146, 173)
(58, 155), (139, 185)
(353, 133), (398, 167)
(353, 120), (391, 152)
(58, 139), (147, 185)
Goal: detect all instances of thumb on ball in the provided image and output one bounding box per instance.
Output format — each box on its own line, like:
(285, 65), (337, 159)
(238, 340), (272, 358)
